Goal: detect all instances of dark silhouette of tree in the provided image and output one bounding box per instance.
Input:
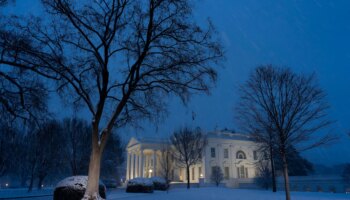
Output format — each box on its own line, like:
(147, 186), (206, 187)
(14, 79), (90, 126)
(255, 159), (272, 190)
(35, 120), (66, 190)
(0, 0), (223, 198)
(159, 143), (173, 190)
(0, 2), (48, 125)
(100, 132), (125, 182)
(210, 166), (223, 187)
(342, 163), (350, 184)
(0, 120), (17, 178)
(274, 146), (313, 176)
(62, 118), (92, 176)
(236, 65), (335, 200)
(171, 127), (207, 189)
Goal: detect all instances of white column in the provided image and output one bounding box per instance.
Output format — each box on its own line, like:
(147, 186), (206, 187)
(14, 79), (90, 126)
(126, 152), (130, 180)
(139, 149), (143, 177)
(130, 152), (134, 179)
(153, 151), (157, 177)
(135, 153), (139, 177)
(141, 151), (145, 177)
(202, 148), (206, 179)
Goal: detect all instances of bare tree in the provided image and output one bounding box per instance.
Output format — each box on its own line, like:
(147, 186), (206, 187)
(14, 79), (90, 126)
(342, 163), (350, 184)
(35, 120), (66, 190)
(0, 0), (223, 198)
(210, 166), (223, 187)
(254, 159), (272, 190)
(159, 143), (173, 189)
(170, 127), (207, 189)
(0, 70), (48, 124)
(236, 65), (335, 200)
(0, 120), (17, 178)
(100, 132), (125, 182)
(63, 118), (92, 176)
(0, 1), (48, 124)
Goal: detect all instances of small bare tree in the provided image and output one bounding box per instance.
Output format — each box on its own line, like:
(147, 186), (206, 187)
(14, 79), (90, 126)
(255, 159), (272, 190)
(159, 143), (173, 190)
(236, 65), (335, 200)
(1, 0), (223, 198)
(170, 127), (207, 189)
(210, 166), (223, 187)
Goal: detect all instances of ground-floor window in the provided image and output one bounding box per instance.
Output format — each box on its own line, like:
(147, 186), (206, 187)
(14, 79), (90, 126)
(211, 166), (216, 176)
(237, 166), (248, 178)
(224, 167), (230, 179)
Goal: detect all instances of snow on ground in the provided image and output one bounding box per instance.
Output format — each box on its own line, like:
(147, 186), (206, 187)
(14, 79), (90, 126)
(0, 188), (53, 199)
(0, 187), (349, 200)
(107, 187), (350, 200)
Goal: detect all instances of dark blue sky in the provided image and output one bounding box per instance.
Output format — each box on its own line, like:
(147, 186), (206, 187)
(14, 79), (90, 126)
(140, 0), (350, 166)
(3, 0), (350, 166)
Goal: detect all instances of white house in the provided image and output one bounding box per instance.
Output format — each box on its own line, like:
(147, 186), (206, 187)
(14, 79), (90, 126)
(125, 129), (260, 185)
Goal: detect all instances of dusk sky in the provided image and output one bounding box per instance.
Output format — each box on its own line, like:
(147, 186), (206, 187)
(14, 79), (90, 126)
(3, 0), (350, 166)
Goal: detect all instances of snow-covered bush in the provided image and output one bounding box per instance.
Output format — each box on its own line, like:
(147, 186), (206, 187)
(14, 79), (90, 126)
(151, 177), (169, 191)
(126, 178), (154, 193)
(53, 176), (106, 200)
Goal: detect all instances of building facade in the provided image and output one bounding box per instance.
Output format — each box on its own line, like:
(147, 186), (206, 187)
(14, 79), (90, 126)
(125, 130), (260, 185)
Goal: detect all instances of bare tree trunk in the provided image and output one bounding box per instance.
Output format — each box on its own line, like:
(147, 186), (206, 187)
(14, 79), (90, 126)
(83, 149), (102, 199)
(27, 174), (34, 192)
(269, 146), (277, 192)
(37, 176), (44, 190)
(282, 153), (291, 200)
(186, 165), (190, 189)
(27, 163), (36, 192)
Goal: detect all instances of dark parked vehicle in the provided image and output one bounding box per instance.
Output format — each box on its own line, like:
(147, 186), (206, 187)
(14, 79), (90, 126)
(54, 176), (107, 200)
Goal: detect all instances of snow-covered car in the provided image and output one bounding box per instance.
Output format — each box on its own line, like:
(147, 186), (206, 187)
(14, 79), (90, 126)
(126, 177), (154, 193)
(150, 177), (169, 191)
(53, 176), (107, 200)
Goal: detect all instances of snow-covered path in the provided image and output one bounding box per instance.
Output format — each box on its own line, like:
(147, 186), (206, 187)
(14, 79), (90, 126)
(107, 187), (350, 200)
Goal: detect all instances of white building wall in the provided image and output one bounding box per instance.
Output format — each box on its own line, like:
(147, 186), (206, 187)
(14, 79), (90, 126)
(126, 131), (260, 184)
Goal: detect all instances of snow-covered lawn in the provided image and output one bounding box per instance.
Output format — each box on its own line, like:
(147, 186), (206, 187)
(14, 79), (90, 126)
(108, 187), (350, 200)
(0, 188), (53, 199)
(1, 187), (349, 200)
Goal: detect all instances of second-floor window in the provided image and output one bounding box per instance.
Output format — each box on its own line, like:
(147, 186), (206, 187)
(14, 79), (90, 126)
(224, 148), (229, 159)
(236, 151), (246, 159)
(211, 147), (216, 158)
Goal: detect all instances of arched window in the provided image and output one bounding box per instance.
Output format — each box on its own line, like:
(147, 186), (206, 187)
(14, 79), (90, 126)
(236, 151), (246, 159)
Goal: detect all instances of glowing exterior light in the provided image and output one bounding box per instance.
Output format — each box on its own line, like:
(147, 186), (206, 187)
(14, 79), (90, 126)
(200, 173), (203, 178)
(5, 183), (8, 187)
(149, 169), (153, 173)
